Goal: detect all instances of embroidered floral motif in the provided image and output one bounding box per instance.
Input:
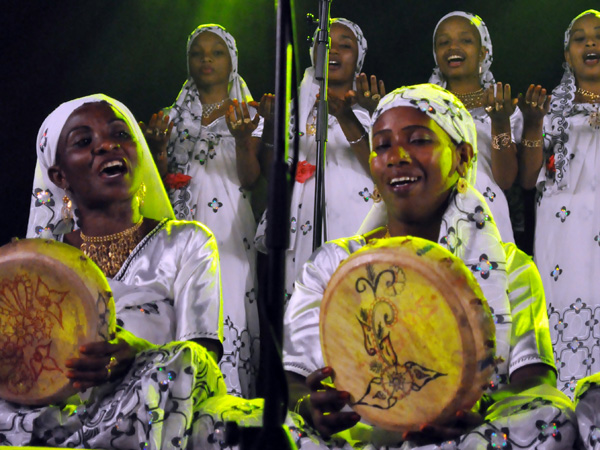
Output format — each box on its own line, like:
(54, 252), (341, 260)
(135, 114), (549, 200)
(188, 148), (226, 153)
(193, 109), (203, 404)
(295, 160), (316, 184)
(555, 206), (570, 222)
(550, 265), (563, 281)
(536, 420), (561, 442)
(34, 188), (55, 207)
(471, 254), (498, 280)
(568, 338), (583, 352)
(571, 298), (585, 312)
(439, 226), (461, 253)
(300, 221), (312, 235)
(485, 428), (511, 449)
(411, 98), (436, 114)
(554, 320), (567, 333)
(467, 206), (490, 229)
(208, 198), (223, 213)
(35, 224), (55, 237)
(483, 187), (496, 202)
(359, 187), (373, 202)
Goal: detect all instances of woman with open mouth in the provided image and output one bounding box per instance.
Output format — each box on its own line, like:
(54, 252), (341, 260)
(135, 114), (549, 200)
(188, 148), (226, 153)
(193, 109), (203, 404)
(519, 10), (600, 411)
(142, 24), (263, 399)
(282, 83), (577, 449)
(255, 18), (385, 303)
(429, 11), (521, 244)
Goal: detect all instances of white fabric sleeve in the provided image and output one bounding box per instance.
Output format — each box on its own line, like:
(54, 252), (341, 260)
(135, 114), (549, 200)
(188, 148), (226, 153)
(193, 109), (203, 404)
(504, 242), (556, 377)
(170, 221), (223, 344)
(282, 239), (360, 377)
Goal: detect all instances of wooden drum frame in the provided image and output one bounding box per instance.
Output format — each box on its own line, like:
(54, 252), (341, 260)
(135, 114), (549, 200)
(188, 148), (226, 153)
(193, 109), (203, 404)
(0, 238), (116, 405)
(320, 236), (496, 432)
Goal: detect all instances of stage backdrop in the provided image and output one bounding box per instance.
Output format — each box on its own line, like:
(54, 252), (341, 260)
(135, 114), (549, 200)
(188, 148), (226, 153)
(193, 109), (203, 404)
(0, 0), (592, 244)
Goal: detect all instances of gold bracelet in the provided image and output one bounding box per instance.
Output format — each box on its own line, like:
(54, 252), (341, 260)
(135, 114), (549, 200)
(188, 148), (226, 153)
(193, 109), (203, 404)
(491, 132), (512, 150)
(521, 138), (543, 148)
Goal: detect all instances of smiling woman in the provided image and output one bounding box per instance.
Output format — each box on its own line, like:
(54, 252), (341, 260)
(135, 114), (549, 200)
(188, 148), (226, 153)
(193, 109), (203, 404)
(283, 84), (578, 449)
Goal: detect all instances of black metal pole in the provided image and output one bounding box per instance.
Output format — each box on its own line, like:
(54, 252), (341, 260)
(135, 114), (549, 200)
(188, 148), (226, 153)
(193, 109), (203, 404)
(239, 0), (299, 448)
(311, 0), (331, 252)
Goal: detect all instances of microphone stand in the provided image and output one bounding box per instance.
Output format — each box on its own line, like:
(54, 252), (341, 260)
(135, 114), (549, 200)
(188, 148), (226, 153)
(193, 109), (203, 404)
(311, 0), (332, 252)
(228, 0), (300, 448)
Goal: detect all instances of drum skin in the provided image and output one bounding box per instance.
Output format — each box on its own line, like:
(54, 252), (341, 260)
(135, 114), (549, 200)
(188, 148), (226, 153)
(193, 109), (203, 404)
(320, 236), (496, 432)
(0, 238), (116, 405)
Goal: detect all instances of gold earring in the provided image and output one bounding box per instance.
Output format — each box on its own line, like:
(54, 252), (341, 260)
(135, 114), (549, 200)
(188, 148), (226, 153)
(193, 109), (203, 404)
(136, 182), (146, 207)
(456, 177), (468, 194)
(372, 187), (382, 203)
(61, 195), (73, 221)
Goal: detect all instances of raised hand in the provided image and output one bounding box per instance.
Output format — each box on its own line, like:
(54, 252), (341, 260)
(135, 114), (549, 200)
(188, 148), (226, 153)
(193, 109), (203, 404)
(353, 73), (386, 114)
(250, 93), (275, 143)
(65, 338), (136, 391)
(518, 84), (551, 123)
(484, 82), (518, 123)
(226, 99), (260, 141)
(301, 366), (361, 438)
(139, 111), (173, 176)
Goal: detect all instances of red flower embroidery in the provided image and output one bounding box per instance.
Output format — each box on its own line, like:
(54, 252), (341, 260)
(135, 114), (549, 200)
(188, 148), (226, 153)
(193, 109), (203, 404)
(546, 154), (556, 174)
(295, 160), (316, 184)
(164, 173), (192, 190)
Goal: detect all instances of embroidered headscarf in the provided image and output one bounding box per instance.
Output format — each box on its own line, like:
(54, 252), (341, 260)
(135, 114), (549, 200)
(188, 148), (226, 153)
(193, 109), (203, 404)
(27, 94), (174, 239)
(166, 24), (253, 171)
(429, 11), (495, 89)
(360, 84), (510, 377)
(542, 9), (600, 193)
(297, 18), (368, 135)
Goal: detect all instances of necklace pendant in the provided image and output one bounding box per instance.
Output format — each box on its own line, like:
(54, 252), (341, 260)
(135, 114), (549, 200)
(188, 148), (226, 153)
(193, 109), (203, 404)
(306, 123), (316, 136)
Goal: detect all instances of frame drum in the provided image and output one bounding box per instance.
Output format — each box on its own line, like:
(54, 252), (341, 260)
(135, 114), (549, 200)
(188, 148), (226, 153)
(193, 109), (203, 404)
(320, 236), (495, 432)
(0, 238), (115, 405)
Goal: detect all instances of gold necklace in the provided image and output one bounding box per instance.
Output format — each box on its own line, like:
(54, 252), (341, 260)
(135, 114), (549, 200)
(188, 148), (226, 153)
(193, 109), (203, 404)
(202, 98), (229, 118)
(576, 87), (600, 103)
(451, 88), (485, 109)
(80, 217), (144, 277)
(384, 226), (391, 239)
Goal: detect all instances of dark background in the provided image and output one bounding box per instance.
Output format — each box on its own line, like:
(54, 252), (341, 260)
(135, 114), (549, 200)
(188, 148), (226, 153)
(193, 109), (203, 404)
(1, 0), (595, 245)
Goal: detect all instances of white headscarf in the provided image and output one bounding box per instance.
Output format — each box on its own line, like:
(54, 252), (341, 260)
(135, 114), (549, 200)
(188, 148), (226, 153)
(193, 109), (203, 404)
(542, 9), (600, 193)
(428, 11), (495, 89)
(166, 24), (253, 171)
(27, 94), (174, 239)
(297, 18), (368, 135)
(360, 83), (478, 233)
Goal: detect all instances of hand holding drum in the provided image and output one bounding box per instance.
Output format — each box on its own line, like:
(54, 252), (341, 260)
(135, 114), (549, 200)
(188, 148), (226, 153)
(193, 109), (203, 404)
(317, 236), (496, 439)
(0, 238), (117, 405)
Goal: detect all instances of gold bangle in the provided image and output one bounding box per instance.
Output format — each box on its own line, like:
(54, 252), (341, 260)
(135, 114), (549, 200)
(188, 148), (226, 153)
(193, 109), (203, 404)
(521, 138), (543, 148)
(491, 132), (512, 150)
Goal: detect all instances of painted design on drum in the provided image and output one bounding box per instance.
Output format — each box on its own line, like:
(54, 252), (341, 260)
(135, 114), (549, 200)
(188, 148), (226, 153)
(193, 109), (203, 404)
(353, 264), (446, 410)
(0, 274), (67, 395)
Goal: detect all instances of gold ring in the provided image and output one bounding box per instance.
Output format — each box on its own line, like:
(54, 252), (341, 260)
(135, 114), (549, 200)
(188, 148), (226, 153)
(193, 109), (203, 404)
(372, 94), (381, 102)
(485, 106), (493, 113)
(162, 129), (169, 136)
(363, 91), (371, 98)
(244, 118), (252, 125)
(495, 103), (503, 112)
(153, 129), (160, 137)
(531, 101), (538, 108)
(105, 356), (118, 380)
(525, 100), (531, 105)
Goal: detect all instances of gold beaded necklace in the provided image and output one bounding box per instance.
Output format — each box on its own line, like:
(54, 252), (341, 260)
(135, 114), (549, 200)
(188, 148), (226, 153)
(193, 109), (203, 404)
(576, 87), (600, 103)
(80, 217), (144, 277)
(451, 88), (485, 110)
